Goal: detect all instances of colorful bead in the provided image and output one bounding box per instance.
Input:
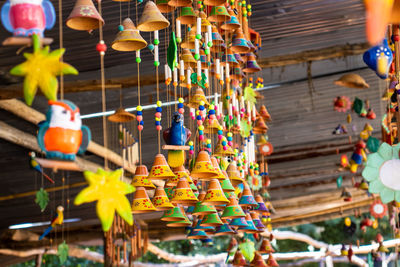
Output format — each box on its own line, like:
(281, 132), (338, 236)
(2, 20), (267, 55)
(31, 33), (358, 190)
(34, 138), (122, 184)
(118, 25), (124, 31)
(96, 40), (107, 55)
(154, 39), (160, 45)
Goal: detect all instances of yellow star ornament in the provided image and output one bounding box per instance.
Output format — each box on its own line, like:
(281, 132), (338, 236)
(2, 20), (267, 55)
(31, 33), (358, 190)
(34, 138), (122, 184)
(74, 168), (135, 231)
(10, 34), (78, 106)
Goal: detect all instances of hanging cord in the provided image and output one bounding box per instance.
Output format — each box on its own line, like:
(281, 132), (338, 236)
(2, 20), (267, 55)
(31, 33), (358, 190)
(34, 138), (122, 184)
(58, 0), (64, 100)
(98, 0), (108, 169)
(138, 61), (142, 165)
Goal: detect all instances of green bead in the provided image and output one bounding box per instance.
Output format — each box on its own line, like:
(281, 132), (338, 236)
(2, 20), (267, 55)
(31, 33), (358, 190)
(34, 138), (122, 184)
(138, 0), (143, 3)
(207, 41), (213, 47)
(177, 37), (182, 43)
(194, 54), (200, 60)
(196, 34), (202, 40)
(154, 39), (160, 45)
(188, 27), (191, 32)
(136, 57), (141, 63)
(226, 96), (230, 100)
(154, 61), (160, 67)
(238, 2), (242, 6)
(118, 25), (124, 31)
(205, 49), (210, 55)
(197, 0), (202, 3)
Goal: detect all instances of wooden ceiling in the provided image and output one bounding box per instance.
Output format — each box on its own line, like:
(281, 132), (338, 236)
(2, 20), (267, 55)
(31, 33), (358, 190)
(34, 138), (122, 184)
(0, 0), (382, 261)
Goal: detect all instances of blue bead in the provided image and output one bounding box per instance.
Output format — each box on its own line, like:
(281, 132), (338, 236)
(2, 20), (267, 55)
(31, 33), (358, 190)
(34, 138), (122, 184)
(217, 130), (223, 135)
(199, 130), (203, 135)
(209, 110), (215, 115)
(199, 106), (205, 110)
(190, 146), (194, 150)
(227, 137), (232, 141)
(148, 44), (154, 51)
(178, 103), (184, 108)
(197, 115), (202, 120)
(207, 144), (212, 148)
(222, 141), (227, 146)
(137, 111), (142, 115)
(140, 121), (144, 125)
(155, 121), (161, 125)
(156, 107), (162, 112)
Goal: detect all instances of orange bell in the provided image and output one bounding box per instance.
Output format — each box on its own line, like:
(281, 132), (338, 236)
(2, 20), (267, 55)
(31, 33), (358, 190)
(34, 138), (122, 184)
(171, 177), (198, 206)
(190, 151), (218, 179)
(131, 187), (157, 214)
(202, 179), (229, 205)
(152, 186), (174, 211)
(131, 165), (155, 190)
(259, 239), (275, 254)
(147, 154), (176, 180)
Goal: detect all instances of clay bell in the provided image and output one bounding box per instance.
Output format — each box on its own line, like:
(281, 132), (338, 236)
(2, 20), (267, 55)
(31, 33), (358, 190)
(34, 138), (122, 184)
(171, 177), (198, 205)
(107, 107), (136, 123)
(239, 182), (258, 208)
(230, 28), (250, 53)
(202, 179), (230, 205)
(181, 48), (197, 68)
(152, 186), (174, 211)
(226, 162), (244, 186)
(131, 187), (156, 214)
(243, 53), (262, 73)
(66, 0), (104, 31)
(221, 9), (241, 31)
(156, 0), (175, 13)
(259, 239), (275, 254)
(188, 88), (209, 108)
(177, 7), (197, 25)
(208, 5), (230, 23)
(137, 1), (170, 32)
(221, 196), (246, 219)
(232, 250), (247, 266)
(190, 151), (218, 179)
(131, 165), (155, 190)
(168, 0), (192, 7)
(147, 154), (176, 180)
(111, 18), (147, 52)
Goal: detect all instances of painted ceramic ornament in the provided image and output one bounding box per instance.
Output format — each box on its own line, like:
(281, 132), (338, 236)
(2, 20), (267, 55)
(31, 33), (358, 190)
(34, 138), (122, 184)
(349, 140), (367, 173)
(370, 199), (387, 219)
(363, 39), (393, 79)
(1, 0), (56, 37)
(74, 169), (135, 231)
(332, 124), (347, 135)
(362, 142), (400, 203)
(333, 96), (351, 112)
(10, 34), (78, 106)
(37, 100), (91, 161)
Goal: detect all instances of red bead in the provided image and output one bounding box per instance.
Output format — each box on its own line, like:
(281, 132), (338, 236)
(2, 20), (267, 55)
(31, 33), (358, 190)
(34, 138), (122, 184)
(178, 108), (184, 114)
(199, 135), (204, 141)
(156, 125), (162, 131)
(138, 125), (143, 131)
(96, 42), (107, 53)
(394, 35), (400, 42)
(136, 115), (142, 121)
(155, 112), (161, 118)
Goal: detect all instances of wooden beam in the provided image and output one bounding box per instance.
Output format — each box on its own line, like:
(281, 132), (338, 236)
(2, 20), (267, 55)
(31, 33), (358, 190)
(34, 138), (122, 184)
(259, 43), (370, 68)
(0, 73), (164, 100)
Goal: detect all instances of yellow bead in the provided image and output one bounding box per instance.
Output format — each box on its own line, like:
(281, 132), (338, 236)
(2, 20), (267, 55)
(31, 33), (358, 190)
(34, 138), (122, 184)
(137, 105), (143, 111)
(155, 117), (161, 121)
(156, 101), (162, 107)
(178, 97), (184, 103)
(200, 101), (205, 106)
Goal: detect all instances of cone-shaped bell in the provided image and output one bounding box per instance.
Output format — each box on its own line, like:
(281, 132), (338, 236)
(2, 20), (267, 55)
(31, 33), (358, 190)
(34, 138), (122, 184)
(221, 48), (240, 67)
(112, 18), (147, 52)
(131, 187), (157, 214)
(108, 107), (136, 122)
(251, 252), (268, 267)
(221, 173), (235, 192)
(191, 151), (218, 179)
(193, 218), (215, 232)
(221, 9), (241, 30)
(138, 1), (170, 32)
(203, 0), (226, 6)
(238, 213), (258, 233)
(177, 7), (197, 25)
(232, 250), (247, 266)
(202, 179), (230, 205)
(231, 28), (250, 53)
(181, 28), (200, 49)
(221, 196), (246, 219)
(211, 25), (224, 45)
(253, 117), (268, 134)
(259, 105), (271, 121)
(181, 48), (197, 68)
(243, 53), (262, 73)
(152, 186), (174, 210)
(167, 212), (192, 227)
(215, 223), (236, 236)
(254, 194), (269, 213)
(148, 154), (176, 180)
(188, 88), (210, 108)
(161, 206), (186, 221)
(259, 239), (275, 254)
(210, 157), (227, 180)
(131, 165), (155, 190)
(166, 165), (193, 187)
(156, 0), (176, 13)
(168, 0), (193, 7)
(267, 253), (279, 267)
(251, 212), (265, 232)
(193, 191), (218, 215)
(171, 177), (198, 205)
(208, 5), (230, 22)
(213, 138), (235, 156)
(239, 182), (258, 208)
(230, 67), (245, 81)
(66, 0), (104, 31)
(227, 162), (244, 186)
(187, 228), (208, 239)
(200, 212), (223, 226)
(230, 217), (248, 228)
(234, 53), (245, 65)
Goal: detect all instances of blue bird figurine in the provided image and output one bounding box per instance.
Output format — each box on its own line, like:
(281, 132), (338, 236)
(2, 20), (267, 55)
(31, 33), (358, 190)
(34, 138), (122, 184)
(163, 112), (191, 167)
(29, 151), (54, 183)
(363, 39), (393, 79)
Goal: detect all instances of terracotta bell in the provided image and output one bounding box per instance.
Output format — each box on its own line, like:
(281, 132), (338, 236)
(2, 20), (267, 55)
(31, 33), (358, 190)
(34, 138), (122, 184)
(202, 178), (229, 205)
(131, 165), (155, 190)
(108, 107), (136, 123)
(147, 154), (176, 180)
(131, 187), (157, 214)
(190, 151), (218, 179)
(137, 1), (170, 32)
(152, 186), (174, 211)
(66, 0), (104, 31)
(171, 177), (198, 205)
(111, 18), (147, 52)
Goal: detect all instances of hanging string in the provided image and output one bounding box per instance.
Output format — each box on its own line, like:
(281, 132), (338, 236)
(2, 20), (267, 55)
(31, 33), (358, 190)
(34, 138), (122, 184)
(58, 0), (64, 100)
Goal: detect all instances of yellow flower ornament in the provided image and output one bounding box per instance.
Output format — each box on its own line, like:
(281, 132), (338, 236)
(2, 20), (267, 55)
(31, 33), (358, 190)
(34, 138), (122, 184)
(362, 142), (400, 203)
(74, 168), (135, 231)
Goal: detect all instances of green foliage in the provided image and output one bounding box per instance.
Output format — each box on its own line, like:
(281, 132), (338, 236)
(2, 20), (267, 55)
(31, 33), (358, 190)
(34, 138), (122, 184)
(35, 188), (49, 212)
(58, 241), (69, 264)
(239, 240), (256, 262)
(240, 120), (252, 137)
(243, 86), (257, 106)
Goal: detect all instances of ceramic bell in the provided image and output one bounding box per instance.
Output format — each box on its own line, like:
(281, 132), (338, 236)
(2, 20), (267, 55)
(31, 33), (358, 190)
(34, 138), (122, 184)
(221, 9), (241, 31)
(267, 253), (279, 267)
(177, 6), (196, 25)
(168, 0), (192, 7)
(253, 117), (268, 134)
(208, 5), (230, 22)
(226, 162), (244, 186)
(171, 177), (198, 205)
(203, 117), (222, 134)
(231, 28), (250, 53)
(166, 165), (193, 187)
(221, 48), (240, 67)
(131, 187), (157, 214)
(237, 213), (258, 233)
(156, 0), (176, 13)
(202, 179), (230, 205)
(251, 212), (265, 232)
(334, 73), (369, 89)
(213, 138), (235, 156)
(167, 212), (192, 227)
(161, 206), (186, 221)
(191, 151), (219, 179)
(239, 182), (258, 207)
(221, 196), (246, 219)
(193, 191), (218, 215)
(214, 223), (236, 236)
(230, 67), (245, 81)
(200, 212), (224, 226)
(111, 18), (147, 52)
(221, 173), (235, 192)
(181, 28), (199, 49)
(210, 157), (227, 180)
(181, 48), (197, 68)
(251, 252), (268, 267)
(131, 165), (155, 190)
(137, 1), (170, 32)
(259, 105), (271, 121)
(232, 250), (247, 266)
(147, 154), (176, 180)
(187, 228), (208, 239)
(108, 108), (136, 123)
(230, 217), (248, 228)
(243, 53), (262, 73)
(152, 186), (174, 211)
(66, 0), (104, 31)
(254, 194), (269, 213)
(259, 239), (275, 254)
